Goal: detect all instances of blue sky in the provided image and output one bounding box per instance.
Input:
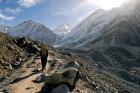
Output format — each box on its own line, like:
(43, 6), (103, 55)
(0, 0), (128, 29)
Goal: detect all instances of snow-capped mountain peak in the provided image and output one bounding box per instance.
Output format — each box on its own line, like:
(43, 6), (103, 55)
(54, 23), (71, 35)
(7, 20), (56, 45)
(57, 24), (70, 30)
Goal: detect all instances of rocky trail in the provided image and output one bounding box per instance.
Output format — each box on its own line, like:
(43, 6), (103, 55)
(7, 55), (61, 93)
(1, 47), (137, 93)
(0, 35), (96, 93)
(8, 57), (43, 93)
(1, 50), (95, 93)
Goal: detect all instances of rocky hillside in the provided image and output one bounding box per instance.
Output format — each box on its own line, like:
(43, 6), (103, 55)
(84, 11), (140, 89)
(0, 32), (28, 75)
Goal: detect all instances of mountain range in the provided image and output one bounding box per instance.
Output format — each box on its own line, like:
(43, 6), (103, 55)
(0, 20), (56, 45)
(0, 0), (140, 48)
(60, 0), (140, 50)
(0, 0), (140, 70)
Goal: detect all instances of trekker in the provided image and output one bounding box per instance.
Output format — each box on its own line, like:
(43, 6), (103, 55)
(40, 45), (48, 71)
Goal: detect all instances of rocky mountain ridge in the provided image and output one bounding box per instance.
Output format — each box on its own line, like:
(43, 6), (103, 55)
(0, 20), (56, 46)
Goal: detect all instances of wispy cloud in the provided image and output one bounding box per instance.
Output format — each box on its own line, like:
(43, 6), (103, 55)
(0, 13), (15, 21)
(49, 0), (96, 18)
(5, 7), (22, 14)
(0, 9), (15, 21)
(0, 0), (43, 23)
(18, 0), (42, 8)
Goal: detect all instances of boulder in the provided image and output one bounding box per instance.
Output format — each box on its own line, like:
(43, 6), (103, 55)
(0, 76), (6, 82)
(16, 57), (22, 62)
(17, 37), (28, 47)
(1, 89), (10, 93)
(8, 64), (13, 70)
(64, 61), (80, 69)
(60, 67), (79, 86)
(8, 46), (15, 50)
(27, 63), (37, 68)
(32, 68), (40, 73)
(45, 67), (79, 86)
(45, 73), (62, 85)
(52, 84), (70, 93)
(45, 60), (60, 74)
(2, 63), (13, 70)
(26, 43), (39, 54)
(11, 61), (21, 68)
(33, 74), (46, 83)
